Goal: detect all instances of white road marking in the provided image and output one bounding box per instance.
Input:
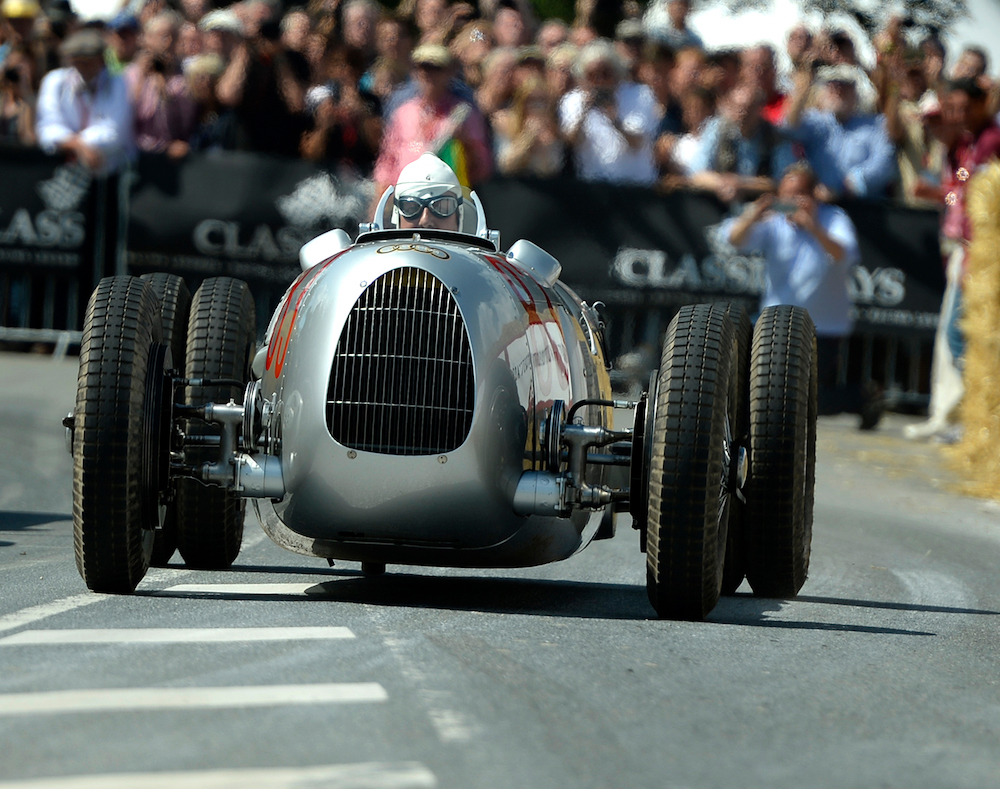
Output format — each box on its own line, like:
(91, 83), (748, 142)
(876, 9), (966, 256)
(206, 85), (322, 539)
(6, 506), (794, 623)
(383, 636), (478, 744)
(0, 683), (387, 716)
(0, 762), (436, 788)
(0, 524), (272, 635)
(156, 583), (329, 596)
(0, 595), (101, 635)
(0, 627), (354, 645)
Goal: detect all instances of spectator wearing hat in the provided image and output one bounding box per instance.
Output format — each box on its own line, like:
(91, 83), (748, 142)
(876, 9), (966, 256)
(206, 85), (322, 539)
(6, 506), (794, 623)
(183, 52), (237, 152)
(382, 37), (477, 120)
(559, 37), (659, 185)
(373, 43), (492, 197)
(614, 19), (644, 82)
(36, 28), (134, 173)
(199, 9), (244, 61)
(782, 63), (896, 200)
(0, 0), (39, 59)
(105, 12), (140, 75)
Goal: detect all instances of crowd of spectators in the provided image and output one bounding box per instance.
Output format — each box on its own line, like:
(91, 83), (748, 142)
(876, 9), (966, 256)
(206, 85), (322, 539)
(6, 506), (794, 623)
(1, 0), (998, 206)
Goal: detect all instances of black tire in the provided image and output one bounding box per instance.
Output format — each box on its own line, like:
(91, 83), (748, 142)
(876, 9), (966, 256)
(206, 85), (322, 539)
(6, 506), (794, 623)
(744, 305), (817, 598)
(721, 304), (751, 595)
(141, 273), (191, 567)
(646, 304), (737, 620)
(73, 276), (162, 593)
(175, 277), (255, 570)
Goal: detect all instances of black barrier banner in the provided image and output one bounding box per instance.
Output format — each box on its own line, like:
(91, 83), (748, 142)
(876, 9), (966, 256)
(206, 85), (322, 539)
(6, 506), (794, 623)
(477, 177), (946, 335)
(0, 146), (96, 271)
(126, 151), (372, 302)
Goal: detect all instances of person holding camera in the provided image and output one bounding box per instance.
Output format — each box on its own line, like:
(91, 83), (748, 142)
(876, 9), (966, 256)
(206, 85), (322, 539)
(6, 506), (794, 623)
(126, 10), (198, 156)
(0, 43), (35, 146)
(215, 9), (310, 156)
(721, 162), (881, 429)
(559, 37), (658, 184)
(782, 62), (895, 200)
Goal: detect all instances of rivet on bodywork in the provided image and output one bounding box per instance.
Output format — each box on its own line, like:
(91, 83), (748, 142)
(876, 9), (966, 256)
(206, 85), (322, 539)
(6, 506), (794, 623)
(360, 281), (367, 288)
(438, 455), (448, 464)
(347, 450), (357, 459)
(451, 286), (459, 295)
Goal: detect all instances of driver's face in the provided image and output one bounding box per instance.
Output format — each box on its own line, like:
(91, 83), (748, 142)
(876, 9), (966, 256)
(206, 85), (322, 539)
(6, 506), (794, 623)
(399, 207), (460, 231)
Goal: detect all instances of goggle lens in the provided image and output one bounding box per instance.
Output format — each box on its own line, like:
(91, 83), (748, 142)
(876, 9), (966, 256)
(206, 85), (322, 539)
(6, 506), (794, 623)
(396, 194), (460, 220)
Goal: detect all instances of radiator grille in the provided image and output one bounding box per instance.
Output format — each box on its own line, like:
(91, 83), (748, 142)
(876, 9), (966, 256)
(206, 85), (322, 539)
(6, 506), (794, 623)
(327, 267), (475, 455)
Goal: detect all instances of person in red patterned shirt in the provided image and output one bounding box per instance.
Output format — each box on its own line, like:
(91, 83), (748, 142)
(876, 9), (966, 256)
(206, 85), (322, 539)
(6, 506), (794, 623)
(905, 77), (1000, 441)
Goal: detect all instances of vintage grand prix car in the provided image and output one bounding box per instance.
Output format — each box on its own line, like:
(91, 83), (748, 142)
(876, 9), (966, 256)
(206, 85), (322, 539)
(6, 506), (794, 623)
(65, 184), (817, 621)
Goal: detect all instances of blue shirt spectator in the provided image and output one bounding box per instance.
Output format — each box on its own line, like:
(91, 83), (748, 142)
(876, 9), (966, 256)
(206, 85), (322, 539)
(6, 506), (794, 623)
(782, 64), (896, 199)
(688, 83), (795, 203)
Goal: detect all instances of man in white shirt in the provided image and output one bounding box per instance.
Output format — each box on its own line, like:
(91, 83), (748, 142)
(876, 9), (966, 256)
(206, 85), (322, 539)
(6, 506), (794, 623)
(36, 29), (135, 175)
(721, 162), (881, 428)
(558, 38), (659, 185)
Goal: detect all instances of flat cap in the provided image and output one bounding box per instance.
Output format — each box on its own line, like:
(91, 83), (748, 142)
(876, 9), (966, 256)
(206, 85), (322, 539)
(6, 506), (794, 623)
(412, 44), (453, 67)
(1, 0), (41, 18)
(60, 29), (106, 58)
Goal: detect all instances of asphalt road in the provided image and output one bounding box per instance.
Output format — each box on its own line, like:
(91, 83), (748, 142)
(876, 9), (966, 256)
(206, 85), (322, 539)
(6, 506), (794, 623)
(2, 350), (999, 789)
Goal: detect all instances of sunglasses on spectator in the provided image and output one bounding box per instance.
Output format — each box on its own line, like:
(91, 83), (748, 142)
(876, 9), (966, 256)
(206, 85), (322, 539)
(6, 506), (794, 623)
(396, 194), (462, 219)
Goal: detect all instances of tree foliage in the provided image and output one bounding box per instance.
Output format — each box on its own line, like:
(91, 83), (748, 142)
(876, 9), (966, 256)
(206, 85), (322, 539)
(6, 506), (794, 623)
(716, 0), (968, 36)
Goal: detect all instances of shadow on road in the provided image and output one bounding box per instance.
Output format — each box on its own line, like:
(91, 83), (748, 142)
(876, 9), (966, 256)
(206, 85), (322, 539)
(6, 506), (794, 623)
(0, 511), (70, 531)
(147, 571), (657, 620)
(707, 590), (1000, 636)
(146, 567), (993, 633)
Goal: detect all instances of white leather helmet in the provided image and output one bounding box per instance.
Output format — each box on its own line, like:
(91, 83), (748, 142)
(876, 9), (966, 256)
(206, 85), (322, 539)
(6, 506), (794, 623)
(392, 153), (464, 229)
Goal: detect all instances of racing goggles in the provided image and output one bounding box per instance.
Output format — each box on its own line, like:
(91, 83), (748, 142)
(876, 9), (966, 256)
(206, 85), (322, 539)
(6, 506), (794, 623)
(396, 193), (462, 220)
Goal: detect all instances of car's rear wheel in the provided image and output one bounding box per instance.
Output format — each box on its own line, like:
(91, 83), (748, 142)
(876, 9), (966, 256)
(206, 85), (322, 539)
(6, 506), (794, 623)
(175, 277), (256, 570)
(744, 305), (817, 598)
(140, 273), (191, 567)
(73, 276), (163, 593)
(645, 304), (737, 620)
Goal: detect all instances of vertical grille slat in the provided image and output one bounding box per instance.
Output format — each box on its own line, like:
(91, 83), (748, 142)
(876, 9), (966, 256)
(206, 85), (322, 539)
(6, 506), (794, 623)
(327, 268), (475, 455)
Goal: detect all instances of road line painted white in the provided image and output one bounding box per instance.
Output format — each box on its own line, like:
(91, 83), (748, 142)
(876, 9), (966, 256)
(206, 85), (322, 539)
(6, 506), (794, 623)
(383, 637), (477, 743)
(156, 583), (327, 596)
(0, 595), (100, 635)
(0, 762), (436, 788)
(0, 627), (354, 645)
(0, 683), (387, 715)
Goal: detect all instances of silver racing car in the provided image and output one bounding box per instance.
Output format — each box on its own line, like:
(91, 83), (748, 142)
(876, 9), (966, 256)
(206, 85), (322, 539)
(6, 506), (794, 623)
(65, 181), (817, 621)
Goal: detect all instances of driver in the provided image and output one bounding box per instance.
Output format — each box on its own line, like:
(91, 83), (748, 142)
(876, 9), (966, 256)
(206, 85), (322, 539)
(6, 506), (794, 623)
(394, 153), (463, 231)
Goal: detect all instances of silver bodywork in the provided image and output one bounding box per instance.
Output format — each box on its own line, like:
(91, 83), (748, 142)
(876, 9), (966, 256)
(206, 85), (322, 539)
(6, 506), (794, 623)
(250, 222), (615, 569)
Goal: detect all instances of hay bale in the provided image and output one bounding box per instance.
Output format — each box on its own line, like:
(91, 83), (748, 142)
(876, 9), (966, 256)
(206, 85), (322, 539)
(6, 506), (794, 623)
(948, 160), (1000, 499)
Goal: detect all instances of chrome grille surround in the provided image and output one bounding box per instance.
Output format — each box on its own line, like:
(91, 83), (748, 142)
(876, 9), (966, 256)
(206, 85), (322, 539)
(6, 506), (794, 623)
(327, 267), (475, 455)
